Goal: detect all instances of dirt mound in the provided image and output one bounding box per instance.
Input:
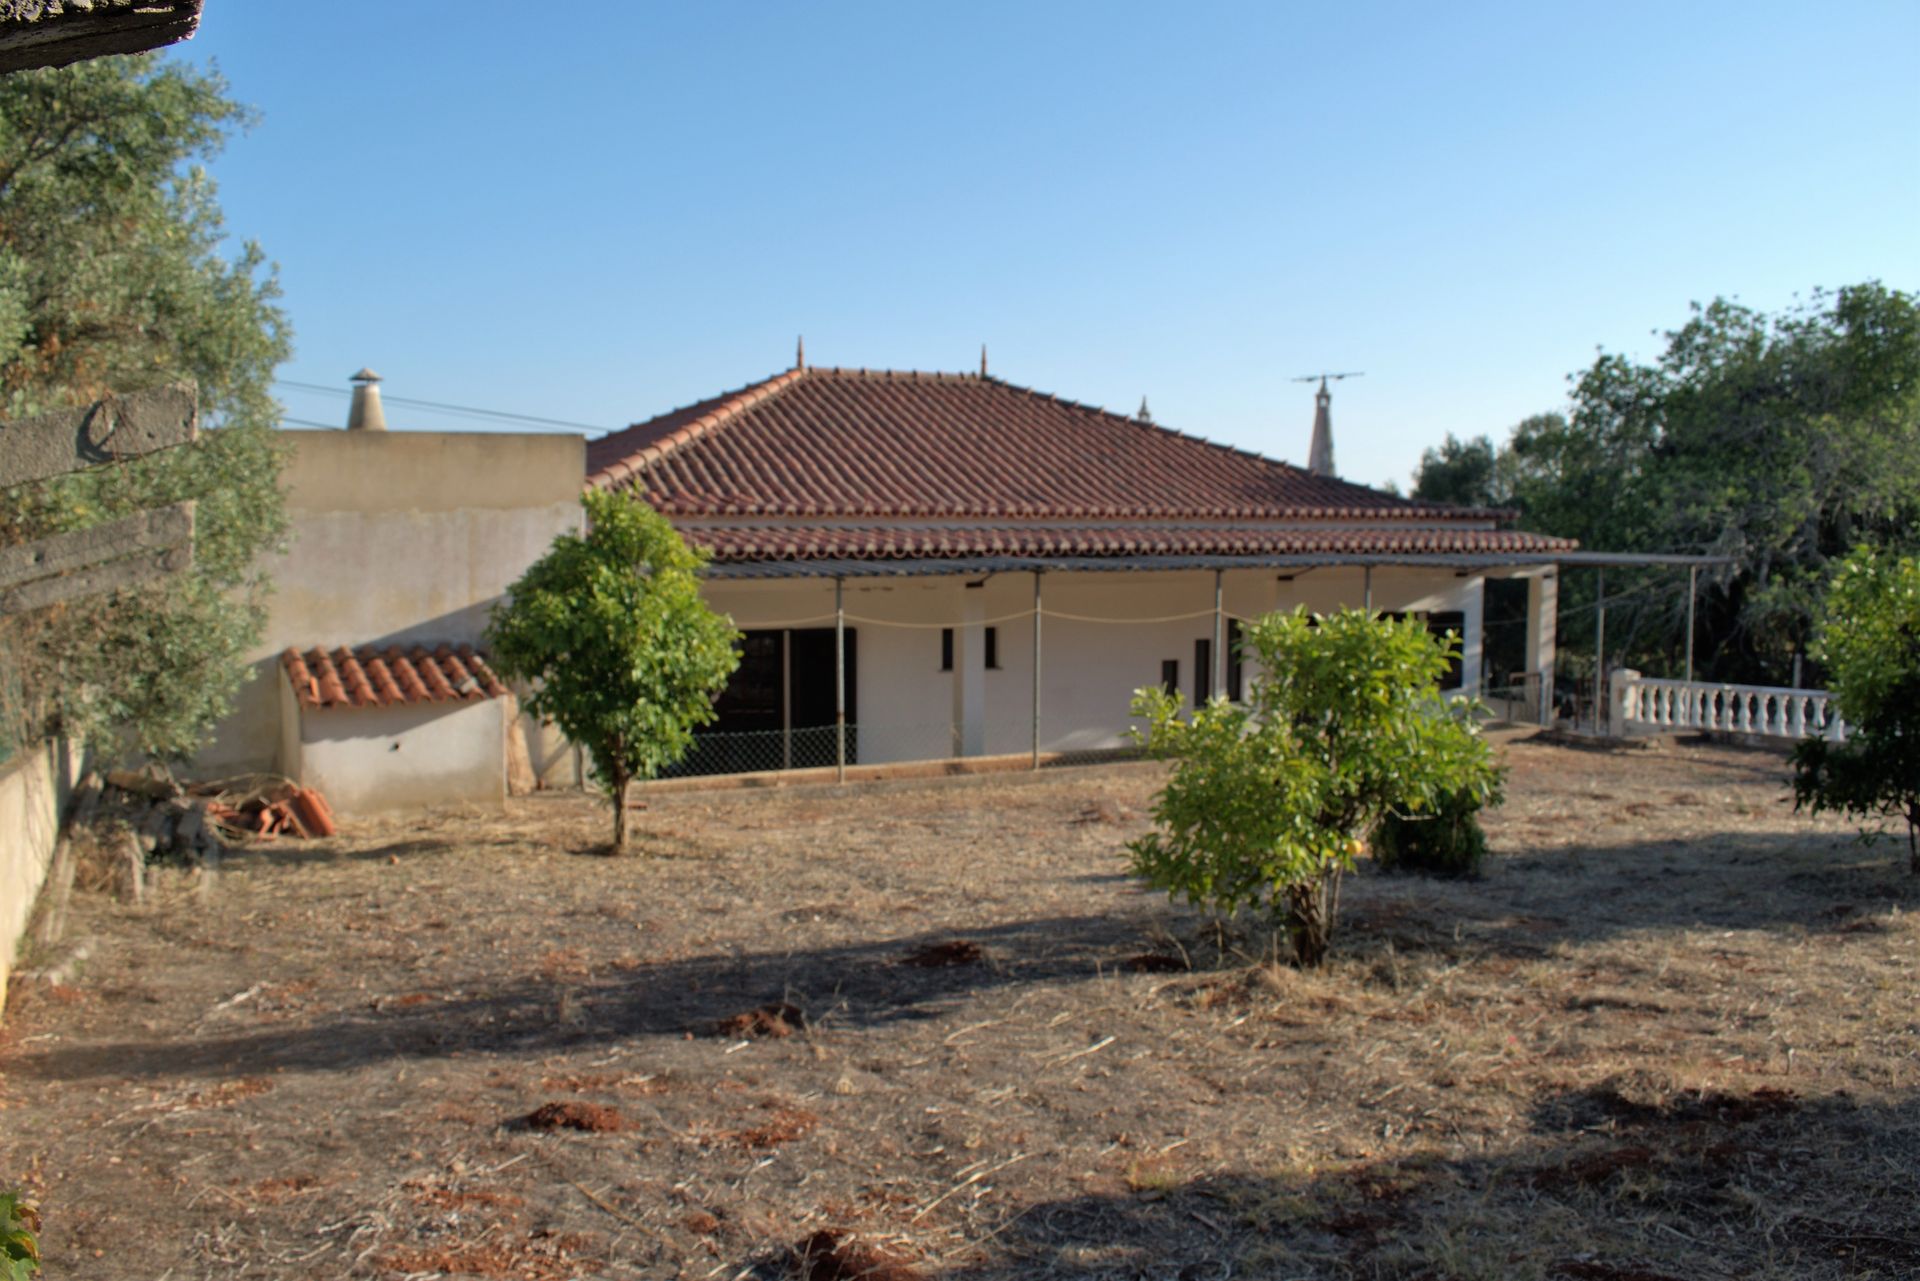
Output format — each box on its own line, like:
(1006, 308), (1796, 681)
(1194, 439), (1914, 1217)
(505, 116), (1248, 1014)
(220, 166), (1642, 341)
(714, 1002), (805, 1038)
(519, 1101), (625, 1133)
(793, 1229), (922, 1280)
(900, 939), (983, 968)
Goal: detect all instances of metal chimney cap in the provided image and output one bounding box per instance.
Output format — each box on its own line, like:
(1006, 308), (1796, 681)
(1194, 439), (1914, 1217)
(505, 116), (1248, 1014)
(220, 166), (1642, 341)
(349, 367), (382, 384)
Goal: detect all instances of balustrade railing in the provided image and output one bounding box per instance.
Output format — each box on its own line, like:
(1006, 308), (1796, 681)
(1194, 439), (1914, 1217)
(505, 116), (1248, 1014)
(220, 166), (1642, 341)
(1609, 669), (1847, 741)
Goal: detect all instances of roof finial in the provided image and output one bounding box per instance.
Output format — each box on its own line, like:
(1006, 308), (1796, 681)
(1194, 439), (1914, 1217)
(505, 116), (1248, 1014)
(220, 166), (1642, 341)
(795, 335), (806, 371)
(979, 344), (988, 377)
(1137, 396), (1153, 424)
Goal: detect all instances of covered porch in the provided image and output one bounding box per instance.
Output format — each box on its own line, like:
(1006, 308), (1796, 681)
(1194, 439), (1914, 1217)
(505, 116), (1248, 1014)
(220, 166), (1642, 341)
(676, 551), (1564, 780)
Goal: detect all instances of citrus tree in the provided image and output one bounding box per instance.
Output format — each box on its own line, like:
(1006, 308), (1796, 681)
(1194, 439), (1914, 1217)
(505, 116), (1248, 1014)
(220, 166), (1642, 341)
(1792, 545), (1920, 873)
(1128, 608), (1503, 965)
(487, 490), (739, 853)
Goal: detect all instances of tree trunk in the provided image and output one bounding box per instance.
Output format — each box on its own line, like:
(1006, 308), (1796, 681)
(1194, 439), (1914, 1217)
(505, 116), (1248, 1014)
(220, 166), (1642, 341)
(611, 770), (630, 855)
(1907, 803), (1917, 875)
(1283, 866), (1342, 967)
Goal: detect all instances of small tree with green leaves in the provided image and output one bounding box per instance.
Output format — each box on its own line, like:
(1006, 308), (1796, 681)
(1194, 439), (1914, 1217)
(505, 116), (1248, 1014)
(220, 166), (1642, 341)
(487, 490), (739, 853)
(1792, 545), (1920, 873)
(1128, 608), (1503, 966)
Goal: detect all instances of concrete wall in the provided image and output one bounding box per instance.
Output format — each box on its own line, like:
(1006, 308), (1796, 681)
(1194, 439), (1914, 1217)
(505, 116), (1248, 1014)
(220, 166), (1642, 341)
(0, 738), (80, 1011)
(296, 696), (506, 815)
(703, 565), (1491, 765)
(196, 429), (585, 776)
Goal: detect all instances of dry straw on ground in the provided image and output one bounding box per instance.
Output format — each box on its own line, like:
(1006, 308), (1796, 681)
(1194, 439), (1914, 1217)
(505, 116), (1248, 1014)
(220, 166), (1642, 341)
(1, 731), (1915, 1279)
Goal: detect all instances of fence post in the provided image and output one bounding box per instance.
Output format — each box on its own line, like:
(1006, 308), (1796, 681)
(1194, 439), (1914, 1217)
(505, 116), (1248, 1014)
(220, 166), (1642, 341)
(1609, 668), (1639, 737)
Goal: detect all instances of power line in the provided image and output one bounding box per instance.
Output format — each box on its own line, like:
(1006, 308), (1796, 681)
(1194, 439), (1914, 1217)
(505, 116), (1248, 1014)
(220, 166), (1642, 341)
(274, 379), (612, 433)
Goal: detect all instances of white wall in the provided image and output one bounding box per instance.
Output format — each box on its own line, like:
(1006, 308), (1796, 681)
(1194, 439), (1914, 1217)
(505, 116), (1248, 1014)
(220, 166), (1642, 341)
(0, 738), (80, 1011)
(706, 564), (1489, 765)
(195, 429), (585, 777)
(296, 696), (506, 815)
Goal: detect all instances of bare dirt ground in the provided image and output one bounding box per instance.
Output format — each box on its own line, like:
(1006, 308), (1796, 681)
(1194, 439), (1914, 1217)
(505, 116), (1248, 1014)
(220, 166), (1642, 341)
(2, 732), (1917, 1280)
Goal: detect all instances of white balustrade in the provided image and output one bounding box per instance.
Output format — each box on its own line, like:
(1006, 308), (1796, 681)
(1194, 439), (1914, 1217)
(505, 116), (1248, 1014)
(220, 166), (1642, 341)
(1609, 669), (1847, 742)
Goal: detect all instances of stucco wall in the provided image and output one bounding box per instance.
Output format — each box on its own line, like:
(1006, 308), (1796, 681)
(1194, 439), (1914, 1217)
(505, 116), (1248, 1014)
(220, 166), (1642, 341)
(195, 429), (585, 776)
(703, 565), (1492, 765)
(297, 697), (506, 815)
(0, 738), (80, 1011)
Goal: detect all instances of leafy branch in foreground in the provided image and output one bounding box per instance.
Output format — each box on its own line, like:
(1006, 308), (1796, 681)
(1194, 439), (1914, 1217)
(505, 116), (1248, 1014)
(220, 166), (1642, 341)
(1792, 545), (1920, 873)
(1128, 608), (1503, 966)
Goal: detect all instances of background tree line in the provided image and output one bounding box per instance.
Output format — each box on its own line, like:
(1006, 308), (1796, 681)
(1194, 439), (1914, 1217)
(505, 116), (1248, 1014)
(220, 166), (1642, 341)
(1411, 284), (1920, 690)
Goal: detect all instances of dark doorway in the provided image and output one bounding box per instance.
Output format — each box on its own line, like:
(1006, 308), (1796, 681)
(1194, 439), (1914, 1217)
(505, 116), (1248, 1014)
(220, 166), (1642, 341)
(669, 627), (856, 776)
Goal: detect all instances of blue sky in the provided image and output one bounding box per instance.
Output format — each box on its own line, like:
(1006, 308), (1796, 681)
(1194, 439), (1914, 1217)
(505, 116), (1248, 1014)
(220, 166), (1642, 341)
(177, 2), (1919, 490)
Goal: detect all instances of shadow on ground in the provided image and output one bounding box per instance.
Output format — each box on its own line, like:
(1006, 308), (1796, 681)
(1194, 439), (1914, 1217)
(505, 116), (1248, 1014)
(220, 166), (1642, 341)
(917, 1088), (1920, 1281)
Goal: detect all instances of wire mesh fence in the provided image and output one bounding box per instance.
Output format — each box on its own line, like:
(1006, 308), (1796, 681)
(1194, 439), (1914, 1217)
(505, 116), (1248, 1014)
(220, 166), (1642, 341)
(656, 716), (1146, 780)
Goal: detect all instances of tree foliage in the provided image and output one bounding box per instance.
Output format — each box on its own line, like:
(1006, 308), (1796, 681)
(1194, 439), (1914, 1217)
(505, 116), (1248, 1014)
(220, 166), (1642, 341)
(487, 490), (739, 853)
(1478, 286), (1920, 685)
(1127, 609), (1503, 965)
(1791, 546), (1920, 873)
(0, 1190), (38, 1280)
(0, 56), (291, 761)
(1410, 431), (1500, 509)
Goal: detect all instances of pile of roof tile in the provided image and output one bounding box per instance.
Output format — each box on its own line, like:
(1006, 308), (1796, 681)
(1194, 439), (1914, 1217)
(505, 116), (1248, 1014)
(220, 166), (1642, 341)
(200, 779), (337, 840)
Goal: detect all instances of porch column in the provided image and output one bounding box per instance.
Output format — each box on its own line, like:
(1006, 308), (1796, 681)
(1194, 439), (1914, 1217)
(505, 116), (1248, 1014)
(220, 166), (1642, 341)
(1524, 570), (1558, 726)
(835, 577), (846, 782)
(1031, 571), (1043, 769)
(1212, 569), (1225, 699)
(951, 580), (987, 757)
(1458, 573), (1485, 698)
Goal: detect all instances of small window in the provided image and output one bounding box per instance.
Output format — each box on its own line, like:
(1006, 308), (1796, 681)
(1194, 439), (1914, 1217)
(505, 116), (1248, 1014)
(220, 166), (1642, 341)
(940, 627), (953, 671)
(985, 626), (1000, 670)
(1161, 659), (1179, 698)
(1194, 638), (1212, 705)
(1226, 618), (1244, 702)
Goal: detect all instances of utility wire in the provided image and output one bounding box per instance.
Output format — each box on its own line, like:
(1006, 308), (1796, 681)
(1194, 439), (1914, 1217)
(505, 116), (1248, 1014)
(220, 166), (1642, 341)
(274, 379), (611, 434)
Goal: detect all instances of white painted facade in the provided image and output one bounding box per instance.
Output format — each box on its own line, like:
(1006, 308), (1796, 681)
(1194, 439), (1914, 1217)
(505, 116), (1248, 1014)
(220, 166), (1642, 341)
(279, 673), (508, 814)
(701, 564), (1519, 765)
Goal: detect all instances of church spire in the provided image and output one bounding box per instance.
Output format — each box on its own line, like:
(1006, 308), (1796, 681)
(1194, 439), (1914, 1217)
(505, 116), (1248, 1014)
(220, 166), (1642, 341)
(1307, 377), (1335, 477)
(795, 335), (806, 370)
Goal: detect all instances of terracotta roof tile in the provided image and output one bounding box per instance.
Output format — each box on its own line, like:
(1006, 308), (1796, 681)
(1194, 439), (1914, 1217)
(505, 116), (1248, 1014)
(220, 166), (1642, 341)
(588, 367), (1510, 523)
(282, 644), (509, 711)
(682, 524), (1575, 563)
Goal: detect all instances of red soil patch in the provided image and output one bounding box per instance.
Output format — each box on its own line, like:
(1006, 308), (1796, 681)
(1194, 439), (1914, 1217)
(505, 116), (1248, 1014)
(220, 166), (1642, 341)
(714, 1002), (804, 1038)
(726, 1105), (819, 1151)
(900, 939), (983, 968)
(793, 1229), (923, 1281)
(519, 1101), (626, 1133)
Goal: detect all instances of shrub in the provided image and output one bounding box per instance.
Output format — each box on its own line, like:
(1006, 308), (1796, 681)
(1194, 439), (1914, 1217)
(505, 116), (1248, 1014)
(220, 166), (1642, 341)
(1791, 545), (1920, 873)
(1371, 784), (1498, 878)
(0, 1191), (39, 1280)
(1128, 608), (1503, 966)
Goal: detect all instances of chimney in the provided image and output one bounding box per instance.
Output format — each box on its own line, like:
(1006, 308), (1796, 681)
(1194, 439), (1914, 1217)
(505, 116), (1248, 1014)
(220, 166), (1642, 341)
(1306, 377), (1335, 477)
(346, 367), (387, 432)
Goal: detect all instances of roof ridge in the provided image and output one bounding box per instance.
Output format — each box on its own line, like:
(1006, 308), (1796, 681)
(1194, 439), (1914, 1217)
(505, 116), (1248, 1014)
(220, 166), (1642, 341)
(590, 367), (810, 489)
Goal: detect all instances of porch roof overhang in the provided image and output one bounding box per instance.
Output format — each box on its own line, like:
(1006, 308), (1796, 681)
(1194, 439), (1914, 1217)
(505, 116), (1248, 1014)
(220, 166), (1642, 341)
(706, 549), (1730, 581)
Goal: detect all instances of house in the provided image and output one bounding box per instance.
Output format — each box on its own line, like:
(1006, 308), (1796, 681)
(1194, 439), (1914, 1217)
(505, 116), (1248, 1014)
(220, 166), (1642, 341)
(589, 356), (1573, 772)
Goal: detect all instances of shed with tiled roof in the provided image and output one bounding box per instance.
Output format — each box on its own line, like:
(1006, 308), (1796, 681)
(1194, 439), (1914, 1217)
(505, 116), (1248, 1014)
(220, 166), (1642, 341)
(275, 641), (512, 815)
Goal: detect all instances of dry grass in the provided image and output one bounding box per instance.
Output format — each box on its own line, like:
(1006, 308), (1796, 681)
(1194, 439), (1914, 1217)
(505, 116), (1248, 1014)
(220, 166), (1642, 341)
(1, 732), (1916, 1279)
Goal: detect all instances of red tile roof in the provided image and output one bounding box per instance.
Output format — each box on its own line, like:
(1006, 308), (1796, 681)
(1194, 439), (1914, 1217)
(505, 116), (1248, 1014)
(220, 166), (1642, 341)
(588, 367), (1508, 523)
(282, 644), (509, 711)
(682, 523), (1574, 563)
